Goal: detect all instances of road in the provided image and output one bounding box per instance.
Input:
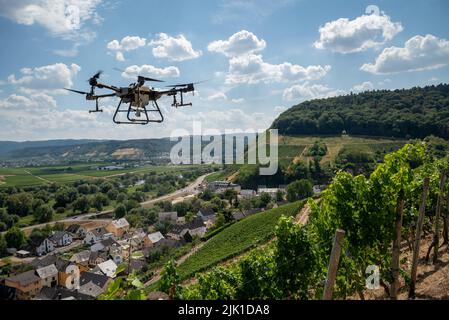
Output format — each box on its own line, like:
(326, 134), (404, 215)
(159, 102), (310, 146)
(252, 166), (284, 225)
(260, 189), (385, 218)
(7, 173), (212, 234)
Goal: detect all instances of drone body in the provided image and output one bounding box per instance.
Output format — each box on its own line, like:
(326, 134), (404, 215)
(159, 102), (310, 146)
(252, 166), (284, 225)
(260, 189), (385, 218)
(65, 71), (199, 125)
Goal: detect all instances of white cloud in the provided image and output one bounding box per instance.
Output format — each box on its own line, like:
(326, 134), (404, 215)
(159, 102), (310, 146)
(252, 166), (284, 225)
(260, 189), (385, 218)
(149, 33), (202, 62)
(208, 30), (266, 57)
(352, 81), (374, 93)
(231, 98), (245, 104)
(7, 63), (81, 94)
(283, 82), (344, 101)
(0, 93), (57, 110)
(0, 0), (103, 40)
(314, 13), (403, 54)
(107, 36), (146, 61)
(107, 36), (146, 51)
(207, 92), (228, 101)
(361, 34), (449, 74)
(226, 54), (331, 84)
(122, 64), (180, 79)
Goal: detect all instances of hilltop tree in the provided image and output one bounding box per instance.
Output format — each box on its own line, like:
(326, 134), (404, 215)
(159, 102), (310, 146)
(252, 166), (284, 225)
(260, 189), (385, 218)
(115, 204), (127, 219)
(73, 196), (90, 213)
(286, 179), (313, 202)
(7, 192), (33, 217)
(5, 227), (26, 249)
(34, 204), (54, 223)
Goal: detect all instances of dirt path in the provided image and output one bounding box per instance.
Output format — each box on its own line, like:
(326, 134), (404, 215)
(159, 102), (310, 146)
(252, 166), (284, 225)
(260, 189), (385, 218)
(24, 170), (52, 184)
(293, 145), (310, 164)
(295, 203), (311, 225)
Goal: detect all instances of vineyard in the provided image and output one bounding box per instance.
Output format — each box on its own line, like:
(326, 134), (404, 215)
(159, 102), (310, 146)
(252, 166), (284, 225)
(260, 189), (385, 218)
(148, 141), (449, 300)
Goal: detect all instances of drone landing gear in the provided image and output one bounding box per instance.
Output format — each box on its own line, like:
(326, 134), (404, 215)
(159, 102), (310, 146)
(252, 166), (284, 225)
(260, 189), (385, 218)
(89, 98), (103, 113)
(113, 99), (164, 125)
(172, 92), (192, 108)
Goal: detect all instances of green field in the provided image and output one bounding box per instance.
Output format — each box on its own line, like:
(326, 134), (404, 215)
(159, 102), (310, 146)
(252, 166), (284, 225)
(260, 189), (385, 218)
(177, 200), (305, 279)
(0, 164), (208, 188)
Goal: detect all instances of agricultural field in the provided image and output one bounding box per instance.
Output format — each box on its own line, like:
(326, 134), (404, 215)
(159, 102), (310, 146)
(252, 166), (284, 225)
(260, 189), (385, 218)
(177, 200), (305, 279)
(0, 163), (208, 188)
(281, 135), (406, 166)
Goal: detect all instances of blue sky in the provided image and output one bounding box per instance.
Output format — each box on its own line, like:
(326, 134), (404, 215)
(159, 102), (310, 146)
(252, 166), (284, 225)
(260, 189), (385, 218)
(0, 0), (448, 141)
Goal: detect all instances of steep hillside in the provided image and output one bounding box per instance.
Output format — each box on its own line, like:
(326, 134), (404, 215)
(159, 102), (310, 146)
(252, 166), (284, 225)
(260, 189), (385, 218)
(272, 84), (449, 139)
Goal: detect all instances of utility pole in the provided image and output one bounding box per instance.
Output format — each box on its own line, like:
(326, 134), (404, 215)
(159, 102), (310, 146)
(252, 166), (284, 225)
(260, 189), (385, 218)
(409, 177), (430, 299)
(323, 229), (345, 300)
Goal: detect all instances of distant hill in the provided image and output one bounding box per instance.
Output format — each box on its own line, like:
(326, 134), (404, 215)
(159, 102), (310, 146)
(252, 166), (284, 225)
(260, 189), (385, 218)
(0, 134), (257, 165)
(0, 139), (99, 156)
(271, 84), (449, 139)
(0, 138), (176, 164)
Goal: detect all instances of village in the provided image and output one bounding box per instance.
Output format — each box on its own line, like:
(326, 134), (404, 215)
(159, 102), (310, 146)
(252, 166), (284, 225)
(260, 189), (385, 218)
(0, 180), (302, 300)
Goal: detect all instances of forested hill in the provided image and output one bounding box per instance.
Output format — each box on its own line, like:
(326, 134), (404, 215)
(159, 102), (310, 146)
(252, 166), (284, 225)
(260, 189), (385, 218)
(271, 84), (449, 139)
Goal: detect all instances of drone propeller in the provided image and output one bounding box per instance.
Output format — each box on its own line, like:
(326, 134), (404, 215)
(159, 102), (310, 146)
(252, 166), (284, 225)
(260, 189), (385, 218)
(138, 75), (165, 83)
(64, 88), (91, 95)
(165, 79), (209, 88)
(87, 70), (103, 94)
(113, 68), (164, 84)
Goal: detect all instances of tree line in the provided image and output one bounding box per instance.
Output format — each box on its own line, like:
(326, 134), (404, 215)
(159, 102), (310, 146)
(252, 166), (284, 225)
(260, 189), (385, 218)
(272, 84), (449, 139)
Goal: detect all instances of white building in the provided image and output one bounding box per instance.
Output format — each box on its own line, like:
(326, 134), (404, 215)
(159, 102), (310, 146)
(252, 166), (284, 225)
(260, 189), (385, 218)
(48, 231), (73, 247)
(34, 238), (55, 256)
(97, 259), (118, 278)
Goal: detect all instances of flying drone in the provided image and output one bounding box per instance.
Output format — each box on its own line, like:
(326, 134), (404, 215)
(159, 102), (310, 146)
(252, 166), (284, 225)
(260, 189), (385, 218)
(65, 70), (203, 125)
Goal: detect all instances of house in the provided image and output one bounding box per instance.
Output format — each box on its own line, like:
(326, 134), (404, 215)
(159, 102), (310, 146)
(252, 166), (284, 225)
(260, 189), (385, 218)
(144, 232), (165, 247)
(31, 237), (55, 256)
(197, 208), (216, 222)
(257, 187), (282, 199)
(88, 251), (107, 267)
(108, 245), (123, 265)
(48, 231), (73, 247)
(144, 238), (184, 260)
(78, 272), (112, 298)
(90, 237), (120, 253)
(30, 253), (59, 269)
(158, 211), (178, 223)
(34, 286), (93, 300)
(207, 181), (241, 193)
(56, 260), (87, 289)
(98, 165), (124, 171)
(170, 217), (207, 241)
(232, 211), (246, 221)
(240, 189), (257, 199)
(106, 218), (130, 238)
(126, 229), (147, 248)
(84, 227), (109, 245)
(197, 208), (217, 228)
(5, 270), (42, 300)
(97, 259), (118, 278)
(66, 224), (86, 239)
(36, 264), (58, 288)
(69, 250), (91, 266)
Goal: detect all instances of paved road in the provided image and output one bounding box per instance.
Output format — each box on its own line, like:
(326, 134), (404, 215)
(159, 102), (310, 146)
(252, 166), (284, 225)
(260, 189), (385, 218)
(141, 173), (209, 208)
(6, 173), (212, 234)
